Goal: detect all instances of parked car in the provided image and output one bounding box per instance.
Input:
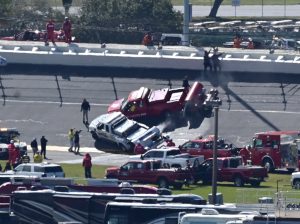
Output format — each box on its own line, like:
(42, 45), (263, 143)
(89, 112), (165, 152)
(6, 163), (65, 178)
(291, 171), (300, 189)
(129, 147), (204, 168)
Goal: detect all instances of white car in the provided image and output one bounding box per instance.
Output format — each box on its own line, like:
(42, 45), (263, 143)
(89, 112), (164, 152)
(8, 163), (65, 178)
(291, 171), (300, 189)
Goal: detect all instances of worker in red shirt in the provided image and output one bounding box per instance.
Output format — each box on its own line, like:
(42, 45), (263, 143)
(63, 17), (72, 44)
(45, 19), (56, 46)
(8, 140), (15, 165)
(134, 141), (145, 154)
(166, 139), (176, 147)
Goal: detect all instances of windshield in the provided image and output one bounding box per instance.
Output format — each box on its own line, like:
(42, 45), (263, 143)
(120, 100), (130, 112)
(0, 130), (20, 144)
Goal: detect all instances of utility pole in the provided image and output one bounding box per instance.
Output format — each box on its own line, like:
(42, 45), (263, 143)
(205, 89), (222, 205)
(212, 106), (219, 204)
(182, 0), (190, 46)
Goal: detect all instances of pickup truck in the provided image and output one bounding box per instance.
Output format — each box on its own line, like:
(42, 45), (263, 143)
(179, 135), (240, 160)
(89, 112), (164, 152)
(105, 160), (190, 189)
(129, 148), (204, 169)
(107, 82), (218, 122)
(193, 157), (268, 187)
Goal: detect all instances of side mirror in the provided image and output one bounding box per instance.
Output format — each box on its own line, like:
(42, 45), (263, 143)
(140, 155), (144, 160)
(178, 145), (182, 150)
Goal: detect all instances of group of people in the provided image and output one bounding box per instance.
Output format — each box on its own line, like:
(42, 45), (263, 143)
(203, 47), (223, 72)
(68, 128), (82, 154)
(30, 136), (48, 160)
(233, 34), (254, 49)
(45, 17), (72, 46)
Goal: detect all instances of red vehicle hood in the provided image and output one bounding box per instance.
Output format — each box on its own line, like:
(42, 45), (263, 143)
(0, 36), (14, 40)
(108, 98), (124, 113)
(106, 167), (120, 173)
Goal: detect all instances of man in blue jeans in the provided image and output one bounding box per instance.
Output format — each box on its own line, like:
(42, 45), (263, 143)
(81, 98), (90, 125)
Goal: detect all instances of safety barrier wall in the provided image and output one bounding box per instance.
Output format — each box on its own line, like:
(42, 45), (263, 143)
(0, 41), (300, 74)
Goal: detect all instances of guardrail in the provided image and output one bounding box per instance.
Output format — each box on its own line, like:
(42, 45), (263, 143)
(1, 41), (300, 74)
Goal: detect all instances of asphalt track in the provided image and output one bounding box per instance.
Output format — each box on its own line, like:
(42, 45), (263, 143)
(1, 66), (300, 165)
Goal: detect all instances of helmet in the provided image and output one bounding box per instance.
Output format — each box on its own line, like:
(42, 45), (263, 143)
(10, 140), (14, 144)
(65, 17), (69, 20)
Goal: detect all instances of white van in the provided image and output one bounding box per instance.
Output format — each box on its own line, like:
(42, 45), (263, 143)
(179, 209), (255, 224)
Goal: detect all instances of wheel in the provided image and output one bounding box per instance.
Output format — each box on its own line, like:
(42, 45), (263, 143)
(262, 159), (274, 173)
(119, 144), (128, 153)
(157, 178), (169, 189)
(294, 180), (300, 189)
(250, 180), (261, 187)
(91, 132), (99, 140)
(173, 183), (183, 190)
(234, 176), (244, 187)
(288, 168), (295, 173)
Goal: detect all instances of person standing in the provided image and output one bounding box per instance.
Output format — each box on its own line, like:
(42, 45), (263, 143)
(134, 141), (145, 154)
(45, 19), (56, 46)
(63, 17), (72, 44)
(40, 136), (48, 159)
(30, 138), (38, 156)
(68, 128), (75, 152)
(81, 98), (91, 125)
(8, 140), (15, 166)
(74, 130), (82, 155)
(211, 47), (222, 72)
(203, 50), (212, 72)
(182, 75), (190, 89)
(82, 153), (92, 178)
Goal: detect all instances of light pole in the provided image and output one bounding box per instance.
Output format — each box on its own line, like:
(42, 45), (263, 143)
(284, 0), (286, 17)
(204, 89), (222, 204)
(262, 0), (264, 17)
(183, 0), (190, 46)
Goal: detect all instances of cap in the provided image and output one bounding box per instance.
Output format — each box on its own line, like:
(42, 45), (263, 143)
(10, 140), (14, 143)
(65, 17), (69, 20)
(248, 37), (252, 41)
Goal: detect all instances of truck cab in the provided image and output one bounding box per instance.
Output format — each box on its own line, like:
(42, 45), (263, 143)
(239, 131), (300, 172)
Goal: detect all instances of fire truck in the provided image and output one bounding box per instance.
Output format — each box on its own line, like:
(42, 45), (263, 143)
(239, 131), (300, 172)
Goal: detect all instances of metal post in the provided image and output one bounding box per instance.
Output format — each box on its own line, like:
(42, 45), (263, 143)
(212, 106), (219, 204)
(262, 0), (264, 17)
(284, 0), (286, 17)
(182, 0), (190, 46)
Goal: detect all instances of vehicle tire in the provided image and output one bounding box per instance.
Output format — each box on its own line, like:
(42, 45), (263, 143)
(157, 178), (169, 189)
(173, 183), (183, 190)
(250, 180), (261, 187)
(119, 144), (128, 153)
(262, 159), (274, 173)
(234, 176), (244, 187)
(294, 180), (300, 189)
(288, 168), (295, 173)
(91, 132), (98, 140)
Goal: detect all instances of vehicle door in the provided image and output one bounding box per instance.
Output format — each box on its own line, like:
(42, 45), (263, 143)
(221, 158), (240, 181)
(96, 123), (108, 140)
(131, 100), (147, 118)
(15, 164), (31, 176)
(118, 162), (135, 181)
(250, 137), (265, 165)
(180, 141), (204, 157)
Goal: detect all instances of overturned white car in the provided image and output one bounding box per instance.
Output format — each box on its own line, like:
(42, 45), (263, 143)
(89, 112), (164, 152)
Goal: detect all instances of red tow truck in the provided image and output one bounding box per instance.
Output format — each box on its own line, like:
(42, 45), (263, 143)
(239, 131), (300, 172)
(107, 82), (218, 121)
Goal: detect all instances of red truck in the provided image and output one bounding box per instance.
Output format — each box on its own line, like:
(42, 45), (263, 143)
(179, 135), (240, 160)
(239, 131), (300, 172)
(107, 82), (218, 121)
(105, 160), (190, 189)
(193, 156), (268, 187)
